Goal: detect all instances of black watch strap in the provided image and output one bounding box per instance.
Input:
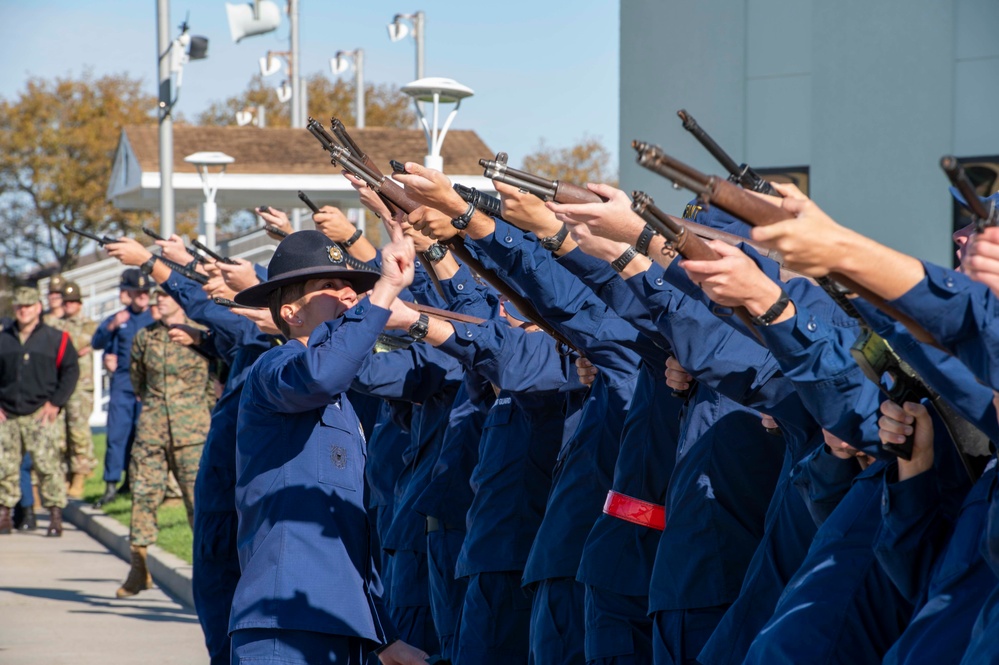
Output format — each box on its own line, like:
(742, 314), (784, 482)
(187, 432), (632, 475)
(612, 246), (639, 272)
(635, 224), (656, 256)
(541, 223), (569, 252)
(750, 290), (791, 326)
(342, 228), (363, 248)
(407, 313), (430, 340)
(140, 256), (157, 275)
(451, 201), (476, 230)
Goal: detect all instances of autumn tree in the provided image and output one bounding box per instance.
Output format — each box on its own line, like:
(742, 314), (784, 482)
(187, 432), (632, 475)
(0, 71), (157, 278)
(521, 136), (618, 187)
(198, 72), (414, 128)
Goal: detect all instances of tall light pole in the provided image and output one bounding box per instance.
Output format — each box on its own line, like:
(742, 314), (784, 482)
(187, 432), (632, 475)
(157, 3), (208, 238)
(157, 0), (174, 238)
(331, 49), (365, 128)
(387, 11), (425, 80)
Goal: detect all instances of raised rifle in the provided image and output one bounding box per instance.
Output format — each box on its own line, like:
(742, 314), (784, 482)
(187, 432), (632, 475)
(306, 116), (579, 354)
(453, 184), (503, 219)
(191, 238), (239, 266)
(213, 296), (261, 309)
(64, 225), (208, 285)
(264, 224), (288, 239)
(142, 226), (209, 264)
(677, 109), (779, 196)
(631, 148), (991, 475)
(941, 156), (999, 231)
(631, 192), (763, 341)
(297, 190), (321, 214)
(631, 141), (938, 346)
(479, 152), (607, 204)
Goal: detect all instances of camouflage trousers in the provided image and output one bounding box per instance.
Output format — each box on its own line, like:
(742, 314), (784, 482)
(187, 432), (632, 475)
(63, 387), (97, 476)
(129, 437), (202, 547)
(0, 412), (67, 509)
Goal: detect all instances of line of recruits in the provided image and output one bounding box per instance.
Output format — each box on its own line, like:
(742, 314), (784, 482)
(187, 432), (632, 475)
(86, 156), (999, 665)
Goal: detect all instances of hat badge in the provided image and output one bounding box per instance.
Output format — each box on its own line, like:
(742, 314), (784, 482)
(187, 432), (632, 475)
(327, 245), (344, 264)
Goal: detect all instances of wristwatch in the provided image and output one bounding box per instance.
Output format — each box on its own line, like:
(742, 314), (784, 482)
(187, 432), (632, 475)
(423, 243), (448, 263)
(140, 256), (157, 276)
(612, 246), (639, 272)
(342, 228), (363, 248)
(540, 223), (569, 252)
(749, 290), (791, 326)
(635, 224), (656, 256)
(451, 201), (476, 230)
(407, 313), (430, 340)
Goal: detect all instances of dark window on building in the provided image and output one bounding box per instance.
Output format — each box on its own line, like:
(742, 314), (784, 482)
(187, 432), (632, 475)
(756, 166), (810, 197)
(951, 157), (999, 268)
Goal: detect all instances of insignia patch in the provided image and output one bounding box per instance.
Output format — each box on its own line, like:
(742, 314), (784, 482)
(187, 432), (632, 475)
(327, 245), (344, 264)
(331, 445), (347, 469)
(682, 203), (703, 220)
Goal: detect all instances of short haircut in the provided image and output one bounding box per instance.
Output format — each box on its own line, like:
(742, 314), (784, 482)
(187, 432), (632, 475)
(267, 281), (307, 338)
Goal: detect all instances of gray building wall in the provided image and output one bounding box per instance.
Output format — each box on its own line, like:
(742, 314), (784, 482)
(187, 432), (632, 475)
(620, 0), (999, 266)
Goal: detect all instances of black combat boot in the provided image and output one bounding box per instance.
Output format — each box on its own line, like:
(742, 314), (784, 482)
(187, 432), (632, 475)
(46, 506), (63, 537)
(93, 482), (117, 508)
(18, 506), (37, 531)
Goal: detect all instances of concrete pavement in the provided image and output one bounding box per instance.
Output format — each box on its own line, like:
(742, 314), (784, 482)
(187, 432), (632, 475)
(0, 513), (208, 665)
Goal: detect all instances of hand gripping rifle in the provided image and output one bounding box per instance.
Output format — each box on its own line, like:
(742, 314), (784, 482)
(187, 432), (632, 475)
(630, 191), (764, 342)
(631, 141), (937, 346)
(141, 226), (210, 265)
(64, 225), (208, 285)
(305, 117), (579, 354)
(631, 148), (991, 476)
(941, 156), (999, 231)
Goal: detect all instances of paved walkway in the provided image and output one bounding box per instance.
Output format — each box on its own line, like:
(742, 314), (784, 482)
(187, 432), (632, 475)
(0, 513), (208, 664)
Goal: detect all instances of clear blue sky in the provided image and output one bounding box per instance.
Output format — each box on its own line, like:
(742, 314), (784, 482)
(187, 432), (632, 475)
(0, 1), (620, 169)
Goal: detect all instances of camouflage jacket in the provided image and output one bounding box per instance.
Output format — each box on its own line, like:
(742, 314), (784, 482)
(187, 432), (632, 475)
(51, 312), (97, 390)
(130, 318), (215, 448)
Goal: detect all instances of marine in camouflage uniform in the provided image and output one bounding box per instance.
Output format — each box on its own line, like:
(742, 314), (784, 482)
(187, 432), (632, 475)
(49, 281), (98, 496)
(117, 290), (214, 598)
(0, 287), (80, 537)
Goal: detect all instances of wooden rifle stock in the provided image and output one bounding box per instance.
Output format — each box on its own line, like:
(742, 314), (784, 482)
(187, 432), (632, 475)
(631, 192), (761, 338)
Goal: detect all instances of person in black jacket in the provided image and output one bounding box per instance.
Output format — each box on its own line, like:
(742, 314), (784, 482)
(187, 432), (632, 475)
(0, 286), (79, 536)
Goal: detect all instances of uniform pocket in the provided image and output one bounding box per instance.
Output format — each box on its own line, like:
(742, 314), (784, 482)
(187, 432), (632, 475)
(317, 405), (363, 492)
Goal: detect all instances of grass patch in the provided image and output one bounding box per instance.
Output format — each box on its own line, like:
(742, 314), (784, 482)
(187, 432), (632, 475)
(85, 434), (194, 564)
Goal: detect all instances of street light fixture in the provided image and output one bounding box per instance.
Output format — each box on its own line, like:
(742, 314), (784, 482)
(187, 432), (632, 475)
(400, 77), (473, 171)
(331, 49), (365, 128)
(225, 0), (282, 42)
(184, 151), (235, 251)
(387, 11), (425, 81)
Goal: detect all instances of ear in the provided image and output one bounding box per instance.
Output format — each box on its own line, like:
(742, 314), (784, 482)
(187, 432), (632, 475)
(280, 302), (302, 328)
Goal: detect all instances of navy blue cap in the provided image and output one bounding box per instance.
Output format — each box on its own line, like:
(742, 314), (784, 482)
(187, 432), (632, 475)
(119, 268), (152, 291)
(234, 230), (380, 307)
(502, 299), (532, 324)
(948, 186), (999, 210)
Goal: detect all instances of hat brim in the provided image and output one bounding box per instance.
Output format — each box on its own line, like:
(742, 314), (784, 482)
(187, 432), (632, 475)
(234, 267), (381, 308)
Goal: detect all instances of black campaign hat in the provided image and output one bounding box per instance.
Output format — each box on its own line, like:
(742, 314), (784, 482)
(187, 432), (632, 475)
(234, 230), (380, 308)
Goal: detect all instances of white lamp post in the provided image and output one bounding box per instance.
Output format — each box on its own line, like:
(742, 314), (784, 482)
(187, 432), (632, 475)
(184, 152), (234, 251)
(331, 49), (365, 128)
(400, 77), (473, 171)
(387, 11), (425, 80)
